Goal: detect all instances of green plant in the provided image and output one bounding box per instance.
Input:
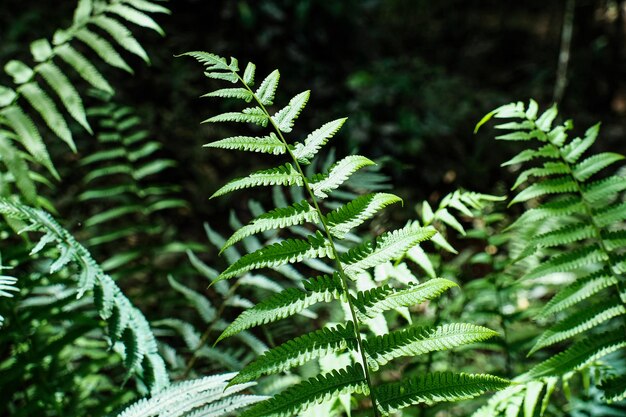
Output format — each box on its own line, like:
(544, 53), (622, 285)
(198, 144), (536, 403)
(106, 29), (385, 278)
(0, 0), (168, 207)
(472, 101), (626, 416)
(182, 51), (511, 417)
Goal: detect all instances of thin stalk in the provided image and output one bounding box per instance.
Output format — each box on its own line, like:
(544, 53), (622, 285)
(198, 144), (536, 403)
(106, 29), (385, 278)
(235, 72), (382, 417)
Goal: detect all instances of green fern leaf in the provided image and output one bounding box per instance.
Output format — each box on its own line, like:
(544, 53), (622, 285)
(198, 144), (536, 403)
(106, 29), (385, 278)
(292, 118), (347, 164)
(204, 106), (269, 126)
(538, 269), (617, 318)
(561, 123), (600, 163)
(204, 133), (286, 155)
(310, 155), (376, 198)
(243, 62), (256, 85)
(37, 62), (91, 132)
(510, 176), (577, 205)
(582, 175), (626, 203)
(116, 373), (264, 417)
(75, 29), (133, 73)
(375, 372), (510, 415)
(122, 0), (171, 15)
(529, 299), (626, 354)
(55, 44), (113, 93)
(230, 322), (358, 385)
(573, 152), (624, 182)
(529, 222), (596, 249)
(524, 244), (607, 280)
(364, 323), (498, 371)
(512, 162), (570, 190)
(19, 82), (75, 151)
(1, 106), (58, 178)
(90, 15), (150, 63)
(594, 201), (626, 227)
(502, 144), (560, 167)
(272, 90), (310, 133)
(524, 328), (626, 380)
(203, 87), (253, 101)
(210, 163), (303, 199)
(222, 200), (320, 250)
(507, 197), (583, 230)
(327, 193), (403, 239)
(240, 364), (368, 417)
(216, 231), (333, 282)
(0, 134), (37, 204)
(107, 3), (165, 35)
(353, 278), (457, 320)
(255, 70), (280, 105)
(342, 223), (436, 278)
(217, 274), (344, 342)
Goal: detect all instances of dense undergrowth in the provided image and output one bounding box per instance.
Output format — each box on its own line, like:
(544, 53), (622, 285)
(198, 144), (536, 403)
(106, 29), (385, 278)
(0, 1), (625, 417)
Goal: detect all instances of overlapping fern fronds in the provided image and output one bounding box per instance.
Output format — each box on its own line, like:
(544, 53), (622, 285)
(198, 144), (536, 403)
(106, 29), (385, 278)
(183, 51), (510, 416)
(0, 198), (168, 393)
(0, 0), (168, 205)
(473, 101), (626, 415)
(73, 91), (187, 273)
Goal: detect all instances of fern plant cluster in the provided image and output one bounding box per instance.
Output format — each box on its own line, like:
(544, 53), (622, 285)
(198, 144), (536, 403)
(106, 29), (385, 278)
(3, 1), (626, 416)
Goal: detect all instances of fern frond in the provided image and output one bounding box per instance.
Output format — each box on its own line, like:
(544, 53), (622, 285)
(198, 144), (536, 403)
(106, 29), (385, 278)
(501, 144), (560, 166)
(327, 193), (403, 239)
(512, 162), (569, 190)
(352, 278), (458, 320)
(217, 274), (344, 341)
(342, 223), (436, 278)
(506, 197), (583, 230)
(272, 90), (310, 133)
(310, 155), (376, 199)
(215, 231), (333, 282)
(0, 199), (168, 392)
(524, 328), (626, 380)
(573, 152), (624, 182)
(529, 299), (626, 354)
(1, 106), (58, 178)
(210, 164), (303, 198)
(222, 200), (320, 250)
(523, 244), (607, 280)
(364, 323), (498, 371)
(561, 123), (600, 163)
(538, 269), (617, 318)
(204, 107), (269, 127)
(75, 29), (133, 73)
(37, 62), (91, 132)
(240, 364), (368, 417)
(595, 201), (626, 227)
(91, 15), (150, 63)
(582, 175), (626, 203)
(529, 222), (596, 249)
(203, 87), (253, 101)
(231, 322), (358, 385)
(510, 176), (577, 205)
(116, 373), (264, 417)
(254, 70), (280, 105)
(0, 134), (37, 204)
(292, 118), (347, 164)
(375, 372), (511, 415)
(107, 3), (165, 36)
(55, 44), (114, 93)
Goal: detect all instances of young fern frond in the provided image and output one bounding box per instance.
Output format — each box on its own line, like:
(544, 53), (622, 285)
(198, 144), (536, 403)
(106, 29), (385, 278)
(0, 268), (18, 328)
(185, 51), (508, 416)
(0, 0), (168, 203)
(0, 198), (168, 392)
